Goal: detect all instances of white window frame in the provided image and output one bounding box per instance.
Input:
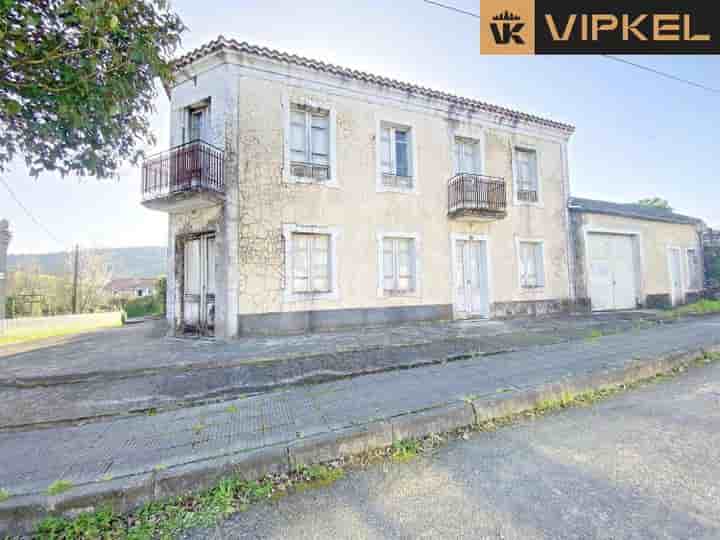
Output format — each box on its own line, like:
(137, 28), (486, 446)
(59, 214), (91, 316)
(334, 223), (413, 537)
(515, 238), (546, 290)
(512, 145), (542, 207)
(282, 224), (340, 302)
(376, 118), (418, 194)
(685, 247), (702, 292)
(182, 99), (211, 144)
(376, 231), (421, 297)
(453, 136), (484, 175)
(283, 94), (338, 188)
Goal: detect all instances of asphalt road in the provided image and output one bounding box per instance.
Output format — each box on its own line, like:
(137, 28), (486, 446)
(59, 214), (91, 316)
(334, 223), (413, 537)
(186, 360), (720, 539)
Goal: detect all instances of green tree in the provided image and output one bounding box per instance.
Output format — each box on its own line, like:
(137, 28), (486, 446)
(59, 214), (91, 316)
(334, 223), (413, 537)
(637, 197), (672, 211)
(0, 0), (184, 178)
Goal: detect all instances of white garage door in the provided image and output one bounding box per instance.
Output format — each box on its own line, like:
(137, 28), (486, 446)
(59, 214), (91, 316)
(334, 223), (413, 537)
(587, 233), (637, 311)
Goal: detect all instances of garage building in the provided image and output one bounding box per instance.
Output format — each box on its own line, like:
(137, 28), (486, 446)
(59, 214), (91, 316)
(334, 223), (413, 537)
(569, 198), (705, 311)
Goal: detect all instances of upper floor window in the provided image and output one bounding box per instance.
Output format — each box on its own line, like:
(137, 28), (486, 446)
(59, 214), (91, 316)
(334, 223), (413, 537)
(382, 236), (416, 293)
(184, 99), (210, 143)
(454, 138), (481, 174)
(292, 232), (331, 293)
(514, 147), (539, 204)
(290, 105), (330, 181)
(380, 124), (413, 188)
(518, 240), (545, 289)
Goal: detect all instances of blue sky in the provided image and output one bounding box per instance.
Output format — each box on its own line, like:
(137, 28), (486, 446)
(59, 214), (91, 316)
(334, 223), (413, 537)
(3, 0), (719, 254)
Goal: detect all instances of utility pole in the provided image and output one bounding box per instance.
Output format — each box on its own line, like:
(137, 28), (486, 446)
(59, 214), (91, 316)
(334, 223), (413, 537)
(72, 244), (79, 314)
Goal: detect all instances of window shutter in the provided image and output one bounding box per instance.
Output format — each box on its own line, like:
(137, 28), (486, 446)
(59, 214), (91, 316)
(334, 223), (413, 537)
(535, 243), (545, 287)
(179, 108), (188, 145)
(454, 140), (461, 174)
(382, 238), (395, 290)
(380, 127), (392, 174)
(397, 238), (411, 291)
(290, 111), (308, 163)
(519, 243), (529, 287)
(311, 114), (329, 165)
(395, 130), (409, 177)
(528, 150), (538, 191)
(292, 234), (309, 292)
(311, 235), (330, 292)
(464, 142), (477, 174)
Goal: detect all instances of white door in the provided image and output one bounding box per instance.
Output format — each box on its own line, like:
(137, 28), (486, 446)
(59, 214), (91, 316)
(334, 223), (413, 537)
(455, 239), (489, 317)
(587, 233), (637, 311)
(183, 234), (216, 335)
(669, 247), (684, 306)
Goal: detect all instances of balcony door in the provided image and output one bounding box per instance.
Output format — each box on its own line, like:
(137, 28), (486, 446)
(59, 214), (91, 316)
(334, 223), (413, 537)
(183, 233), (216, 336)
(455, 238), (489, 317)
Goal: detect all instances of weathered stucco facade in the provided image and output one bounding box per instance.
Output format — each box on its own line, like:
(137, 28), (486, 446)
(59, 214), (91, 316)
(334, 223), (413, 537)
(569, 198), (705, 310)
(147, 39), (578, 337)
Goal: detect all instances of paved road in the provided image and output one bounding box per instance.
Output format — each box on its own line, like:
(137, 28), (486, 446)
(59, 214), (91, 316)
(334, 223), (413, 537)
(2, 316), (719, 505)
(187, 353), (720, 539)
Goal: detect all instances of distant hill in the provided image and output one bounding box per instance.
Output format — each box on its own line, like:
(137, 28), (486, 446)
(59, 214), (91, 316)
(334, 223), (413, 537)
(8, 246), (167, 278)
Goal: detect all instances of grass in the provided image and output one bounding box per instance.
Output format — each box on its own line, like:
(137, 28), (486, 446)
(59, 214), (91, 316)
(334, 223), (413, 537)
(390, 438), (421, 463)
(27, 351), (720, 539)
(670, 299), (720, 317)
(586, 329), (604, 340)
(0, 321), (122, 346)
(34, 468), (344, 539)
(0, 488), (9, 503)
(47, 480), (74, 496)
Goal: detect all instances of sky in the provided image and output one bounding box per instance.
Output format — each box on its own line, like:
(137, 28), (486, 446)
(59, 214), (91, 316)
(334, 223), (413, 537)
(3, 0), (720, 254)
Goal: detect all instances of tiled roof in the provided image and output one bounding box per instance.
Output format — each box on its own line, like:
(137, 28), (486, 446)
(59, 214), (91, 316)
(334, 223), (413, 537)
(173, 36), (574, 134)
(569, 197), (703, 226)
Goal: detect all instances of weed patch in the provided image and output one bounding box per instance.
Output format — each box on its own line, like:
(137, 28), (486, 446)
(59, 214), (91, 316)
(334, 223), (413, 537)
(47, 480), (73, 496)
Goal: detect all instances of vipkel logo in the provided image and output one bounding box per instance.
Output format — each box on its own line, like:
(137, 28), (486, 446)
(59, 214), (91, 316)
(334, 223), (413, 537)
(490, 11), (526, 45)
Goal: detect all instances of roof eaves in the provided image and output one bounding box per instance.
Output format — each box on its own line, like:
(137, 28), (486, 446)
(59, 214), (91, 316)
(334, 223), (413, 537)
(171, 36), (575, 134)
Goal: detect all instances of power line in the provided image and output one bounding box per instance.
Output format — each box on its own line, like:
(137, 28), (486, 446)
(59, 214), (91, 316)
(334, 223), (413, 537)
(0, 175), (66, 247)
(422, 0), (720, 95)
(423, 0), (478, 18)
(601, 55), (720, 95)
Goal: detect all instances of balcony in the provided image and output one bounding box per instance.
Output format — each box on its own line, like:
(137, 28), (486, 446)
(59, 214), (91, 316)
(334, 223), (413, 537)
(141, 140), (225, 212)
(447, 173), (507, 221)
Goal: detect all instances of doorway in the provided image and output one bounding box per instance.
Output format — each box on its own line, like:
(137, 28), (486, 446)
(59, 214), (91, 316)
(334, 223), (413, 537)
(454, 238), (490, 318)
(668, 247), (685, 307)
(182, 233), (216, 336)
(587, 233), (638, 311)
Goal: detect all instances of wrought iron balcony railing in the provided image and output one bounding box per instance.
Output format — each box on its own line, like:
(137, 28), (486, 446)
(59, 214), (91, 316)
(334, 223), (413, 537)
(448, 173), (507, 218)
(142, 140), (224, 200)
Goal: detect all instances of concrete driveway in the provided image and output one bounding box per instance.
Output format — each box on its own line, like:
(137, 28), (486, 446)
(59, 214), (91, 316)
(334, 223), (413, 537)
(0, 311), (675, 428)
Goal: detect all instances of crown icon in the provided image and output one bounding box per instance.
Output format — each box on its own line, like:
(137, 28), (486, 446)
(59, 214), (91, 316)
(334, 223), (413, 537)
(492, 10), (522, 21)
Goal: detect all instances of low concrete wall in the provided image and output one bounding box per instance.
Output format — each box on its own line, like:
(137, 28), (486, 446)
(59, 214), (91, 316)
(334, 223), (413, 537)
(238, 304), (452, 336)
(0, 312), (123, 339)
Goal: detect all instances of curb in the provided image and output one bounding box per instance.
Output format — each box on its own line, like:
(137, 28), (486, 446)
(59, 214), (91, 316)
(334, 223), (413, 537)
(1, 344), (716, 535)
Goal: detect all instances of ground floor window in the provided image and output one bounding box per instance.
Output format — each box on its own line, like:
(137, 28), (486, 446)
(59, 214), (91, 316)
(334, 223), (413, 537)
(381, 236), (417, 293)
(292, 233), (331, 293)
(518, 240), (545, 289)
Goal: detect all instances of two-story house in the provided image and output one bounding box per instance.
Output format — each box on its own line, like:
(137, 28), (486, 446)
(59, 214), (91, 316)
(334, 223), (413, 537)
(141, 37), (580, 338)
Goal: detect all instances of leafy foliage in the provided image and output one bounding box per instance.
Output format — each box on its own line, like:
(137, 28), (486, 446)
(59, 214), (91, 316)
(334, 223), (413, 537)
(637, 197), (672, 210)
(122, 295), (162, 318)
(0, 0), (184, 178)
